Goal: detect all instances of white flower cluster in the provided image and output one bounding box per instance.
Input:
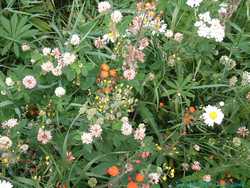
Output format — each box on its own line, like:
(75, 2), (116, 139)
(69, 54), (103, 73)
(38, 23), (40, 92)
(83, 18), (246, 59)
(54, 87), (66, 97)
(242, 71), (250, 85)
(98, 1), (111, 13)
(2, 118), (18, 129)
(219, 55), (236, 69)
(194, 12), (225, 42)
(186, 0), (204, 8)
(0, 136), (12, 150)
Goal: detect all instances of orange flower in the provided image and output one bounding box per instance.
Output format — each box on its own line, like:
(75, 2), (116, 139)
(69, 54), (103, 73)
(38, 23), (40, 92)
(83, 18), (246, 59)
(109, 69), (117, 78)
(106, 166), (120, 177)
(135, 173), (144, 182)
(101, 63), (110, 71)
(127, 181), (138, 188)
(100, 70), (109, 79)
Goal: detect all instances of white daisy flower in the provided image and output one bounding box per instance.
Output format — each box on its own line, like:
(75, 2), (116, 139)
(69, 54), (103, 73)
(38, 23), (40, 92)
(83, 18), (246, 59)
(202, 105), (224, 126)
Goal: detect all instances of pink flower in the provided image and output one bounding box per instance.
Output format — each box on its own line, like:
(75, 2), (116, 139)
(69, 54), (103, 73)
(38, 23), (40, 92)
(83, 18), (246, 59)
(139, 151), (150, 159)
(203, 174), (212, 182)
(94, 37), (104, 48)
(37, 128), (52, 144)
(134, 123), (146, 141)
(52, 48), (61, 59)
(191, 161), (201, 171)
(174, 32), (183, 43)
(52, 67), (62, 76)
(66, 151), (75, 161)
(125, 163), (134, 173)
(237, 126), (249, 138)
(81, 132), (93, 144)
(141, 184), (150, 188)
(123, 69), (136, 80)
(139, 38), (149, 50)
(22, 75), (37, 89)
(89, 124), (102, 138)
(41, 61), (54, 73)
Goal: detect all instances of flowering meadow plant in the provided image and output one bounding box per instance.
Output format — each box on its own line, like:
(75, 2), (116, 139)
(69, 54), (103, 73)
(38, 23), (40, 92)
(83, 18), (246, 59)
(0, 0), (250, 187)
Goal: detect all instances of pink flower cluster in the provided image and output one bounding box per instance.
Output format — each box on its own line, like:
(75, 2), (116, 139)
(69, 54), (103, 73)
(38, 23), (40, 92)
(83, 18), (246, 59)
(81, 124), (102, 144)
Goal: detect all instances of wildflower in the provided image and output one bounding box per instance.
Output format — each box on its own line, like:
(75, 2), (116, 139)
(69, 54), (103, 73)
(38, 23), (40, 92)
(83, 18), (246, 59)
(66, 151), (75, 161)
(203, 175), (212, 182)
(111, 10), (123, 23)
(89, 124), (102, 138)
(127, 181), (138, 188)
(195, 12), (225, 42)
(138, 37), (149, 50)
(141, 184), (150, 188)
(242, 71), (250, 85)
(125, 163), (134, 173)
(41, 61), (54, 73)
(106, 165), (120, 176)
(121, 119), (133, 136)
(191, 161), (201, 171)
(229, 76), (238, 87)
(42, 47), (51, 56)
(123, 69), (136, 80)
(70, 34), (81, 46)
(5, 77), (14, 86)
(219, 56), (236, 69)
(139, 151), (150, 159)
(19, 144), (29, 153)
(186, 0), (204, 8)
(202, 105), (224, 126)
(21, 43), (30, 51)
(218, 3), (228, 16)
(51, 67), (62, 76)
(98, 1), (111, 13)
(134, 123), (146, 141)
(193, 144), (200, 151)
(22, 75), (37, 89)
(219, 101), (225, 107)
(0, 180), (13, 188)
(135, 173), (144, 182)
(62, 52), (76, 65)
(81, 132), (93, 144)
(94, 37), (104, 48)
(2, 118), (18, 129)
(54, 87), (66, 97)
(51, 48), (61, 58)
(37, 128), (52, 144)
(0, 136), (12, 150)
(165, 30), (174, 38)
(174, 32), (183, 42)
(181, 163), (189, 171)
(148, 172), (161, 184)
(246, 92), (250, 101)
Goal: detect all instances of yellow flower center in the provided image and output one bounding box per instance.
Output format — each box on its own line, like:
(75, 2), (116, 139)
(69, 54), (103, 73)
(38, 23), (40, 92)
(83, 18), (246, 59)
(209, 111), (218, 120)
